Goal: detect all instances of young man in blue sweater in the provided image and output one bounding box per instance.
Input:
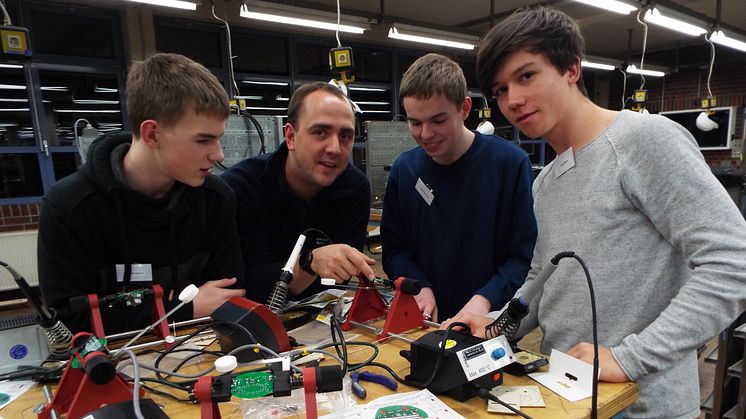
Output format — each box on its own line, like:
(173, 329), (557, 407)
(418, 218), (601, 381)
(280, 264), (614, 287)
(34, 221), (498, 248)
(381, 53), (537, 322)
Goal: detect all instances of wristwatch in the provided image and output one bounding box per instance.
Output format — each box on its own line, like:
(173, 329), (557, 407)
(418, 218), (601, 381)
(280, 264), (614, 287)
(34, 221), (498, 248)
(299, 249), (316, 276)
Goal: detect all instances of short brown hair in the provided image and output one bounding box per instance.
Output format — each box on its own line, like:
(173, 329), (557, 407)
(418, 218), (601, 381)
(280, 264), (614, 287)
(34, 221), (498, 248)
(286, 82), (352, 126)
(477, 5), (588, 98)
(399, 53), (467, 106)
(126, 53), (229, 131)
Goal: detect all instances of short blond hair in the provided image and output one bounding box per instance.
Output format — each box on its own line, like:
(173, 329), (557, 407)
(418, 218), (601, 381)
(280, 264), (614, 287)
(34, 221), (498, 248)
(399, 53), (467, 107)
(126, 53), (229, 130)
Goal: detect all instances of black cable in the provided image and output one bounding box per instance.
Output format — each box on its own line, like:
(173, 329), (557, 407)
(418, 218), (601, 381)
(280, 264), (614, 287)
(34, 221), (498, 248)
(416, 322), (469, 389)
(314, 340), (379, 372)
(171, 348), (225, 373)
(138, 382), (194, 403)
(152, 347), (225, 387)
(153, 323), (213, 383)
(474, 385), (533, 419)
(329, 315), (348, 376)
(367, 323), (469, 389)
(366, 361), (406, 383)
(241, 110), (266, 155)
(561, 253), (599, 419)
(0, 364), (65, 382)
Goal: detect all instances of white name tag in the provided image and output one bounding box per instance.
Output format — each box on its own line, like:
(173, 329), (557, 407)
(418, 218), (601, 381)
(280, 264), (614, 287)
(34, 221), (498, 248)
(554, 148), (576, 178)
(415, 178), (434, 206)
(116, 264), (153, 282)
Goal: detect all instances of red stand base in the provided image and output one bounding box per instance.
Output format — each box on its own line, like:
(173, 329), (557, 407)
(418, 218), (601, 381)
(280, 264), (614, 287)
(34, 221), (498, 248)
(38, 353), (140, 419)
(150, 284), (175, 349)
(196, 376), (221, 419)
(379, 277), (425, 340)
(341, 277), (388, 331)
(88, 294), (105, 338)
(303, 367), (318, 419)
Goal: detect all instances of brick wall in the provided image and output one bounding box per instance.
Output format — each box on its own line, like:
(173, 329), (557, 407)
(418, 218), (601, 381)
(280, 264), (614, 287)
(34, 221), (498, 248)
(0, 203), (40, 232)
(608, 52), (746, 168)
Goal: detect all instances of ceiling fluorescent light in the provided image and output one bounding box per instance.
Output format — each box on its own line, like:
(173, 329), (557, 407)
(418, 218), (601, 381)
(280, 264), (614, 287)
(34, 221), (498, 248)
(388, 26), (475, 50)
(349, 86), (387, 92)
(626, 64), (666, 77)
(710, 30), (746, 52)
(53, 109), (121, 113)
(244, 106), (288, 111)
(355, 101), (390, 105)
(242, 80), (289, 86)
(72, 99), (120, 105)
(572, 0), (637, 15)
(94, 86), (119, 93)
(125, 0), (198, 10)
(0, 84), (27, 90)
(0, 64), (22, 69)
(240, 4), (366, 34)
(582, 60), (616, 71)
(644, 8), (706, 37)
(40, 86), (69, 92)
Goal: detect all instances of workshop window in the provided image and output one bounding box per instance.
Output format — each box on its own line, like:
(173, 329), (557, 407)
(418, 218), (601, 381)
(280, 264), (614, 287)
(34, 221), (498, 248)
(232, 32), (289, 76)
(0, 1), (125, 205)
(155, 18), (224, 70)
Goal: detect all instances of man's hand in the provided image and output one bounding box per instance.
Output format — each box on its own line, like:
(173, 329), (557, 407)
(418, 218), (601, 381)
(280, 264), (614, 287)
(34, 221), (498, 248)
(456, 294), (492, 317)
(414, 287), (438, 322)
(312, 244), (376, 280)
(192, 277), (246, 318)
(566, 342), (631, 382)
(290, 244), (376, 295)
(440, 311), (494, 338)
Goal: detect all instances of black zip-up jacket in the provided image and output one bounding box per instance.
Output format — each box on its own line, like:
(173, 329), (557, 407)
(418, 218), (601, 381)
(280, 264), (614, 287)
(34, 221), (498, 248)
(221, 142), (370, 304)
(37, 132), (244, 334)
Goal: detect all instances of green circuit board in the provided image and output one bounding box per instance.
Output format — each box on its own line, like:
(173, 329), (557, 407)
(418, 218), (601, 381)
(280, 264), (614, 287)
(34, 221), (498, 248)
(231, 371), (273, 399)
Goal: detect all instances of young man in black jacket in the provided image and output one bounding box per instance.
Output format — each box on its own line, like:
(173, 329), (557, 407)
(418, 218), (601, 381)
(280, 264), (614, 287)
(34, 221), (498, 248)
(38, 53), (246, 334)
(222, 82), (375, 304)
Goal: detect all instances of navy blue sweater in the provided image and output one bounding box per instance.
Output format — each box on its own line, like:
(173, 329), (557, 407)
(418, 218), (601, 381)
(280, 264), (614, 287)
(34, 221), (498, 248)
(222, 143), (370, 304)
(381, 131), (537, 319)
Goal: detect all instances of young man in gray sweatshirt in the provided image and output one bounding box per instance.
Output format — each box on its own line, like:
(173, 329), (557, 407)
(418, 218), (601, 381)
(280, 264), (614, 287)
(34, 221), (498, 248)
(442, 6), (746, 418)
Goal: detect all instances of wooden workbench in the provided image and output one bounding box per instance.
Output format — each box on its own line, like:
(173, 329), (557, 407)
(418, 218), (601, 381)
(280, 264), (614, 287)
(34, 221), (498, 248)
(1, 320), (637, 419)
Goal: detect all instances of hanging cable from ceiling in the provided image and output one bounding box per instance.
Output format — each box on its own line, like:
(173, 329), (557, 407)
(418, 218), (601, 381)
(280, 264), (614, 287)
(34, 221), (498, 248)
(696, 2), (720, 132)
(629, 8), (650, 113)
(211, 2), (239, 98)
(634, 9), (648, 92)
(335, 0), (342, 48)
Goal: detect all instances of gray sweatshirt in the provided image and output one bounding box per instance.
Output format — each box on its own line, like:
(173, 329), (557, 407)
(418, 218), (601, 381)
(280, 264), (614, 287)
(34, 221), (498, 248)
(511, 110), (746, 418)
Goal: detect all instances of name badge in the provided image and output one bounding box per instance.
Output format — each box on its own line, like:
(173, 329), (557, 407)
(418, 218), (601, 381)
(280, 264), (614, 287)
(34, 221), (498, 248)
(415, 178), (434, 206)
(116, 264), (153, 282)
(553, 148), (576, 178)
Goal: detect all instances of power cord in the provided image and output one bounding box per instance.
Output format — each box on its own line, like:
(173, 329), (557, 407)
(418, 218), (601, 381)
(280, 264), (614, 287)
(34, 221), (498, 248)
(473, 385), (533, 419)
(329, 314), (349, 376)
(553, 252), (599, 419)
